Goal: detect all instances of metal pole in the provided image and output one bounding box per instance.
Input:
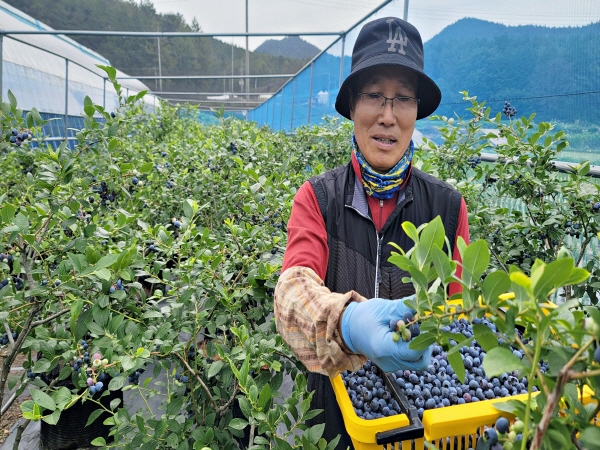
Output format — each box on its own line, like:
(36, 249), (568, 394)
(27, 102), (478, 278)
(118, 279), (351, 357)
(339, 34), (345, 89)
(271, 94), (276, 127)
(245, 0), (249, 100)
(290, 78), (295, 129)
(103, 77), (106, 109)
(64, 59), (69, 140)
(231, 38), (234, 92)
(266, 98), (270, 127)
(0, 35), (3, 102)
(307, 62), (314, 125)
(157, 34), (162, 91)
(279, 86), (284, 131)
(403, 0), (409, 21)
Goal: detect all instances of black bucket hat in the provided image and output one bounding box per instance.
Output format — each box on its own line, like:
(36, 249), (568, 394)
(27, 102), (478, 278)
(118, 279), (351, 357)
(335, 17), (441, 121)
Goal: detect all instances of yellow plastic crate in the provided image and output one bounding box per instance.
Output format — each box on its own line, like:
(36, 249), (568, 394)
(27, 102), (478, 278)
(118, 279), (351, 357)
(331, 372), (594, 450)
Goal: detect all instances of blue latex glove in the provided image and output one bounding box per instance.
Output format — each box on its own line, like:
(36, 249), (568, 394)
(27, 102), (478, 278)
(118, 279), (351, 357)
(341, 297), (432, 372)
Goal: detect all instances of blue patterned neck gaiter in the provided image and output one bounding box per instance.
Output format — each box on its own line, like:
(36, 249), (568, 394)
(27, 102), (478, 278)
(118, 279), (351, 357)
(352, 135), (414, 200)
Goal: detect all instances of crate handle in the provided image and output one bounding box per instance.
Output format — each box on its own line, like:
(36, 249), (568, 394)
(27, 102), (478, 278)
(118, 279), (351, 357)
(375, 405), (424, 444)
(377, 372), (425, 445)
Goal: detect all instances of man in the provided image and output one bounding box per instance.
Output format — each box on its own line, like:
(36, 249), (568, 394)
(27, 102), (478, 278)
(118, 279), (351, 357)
(275, 16), (469, 449)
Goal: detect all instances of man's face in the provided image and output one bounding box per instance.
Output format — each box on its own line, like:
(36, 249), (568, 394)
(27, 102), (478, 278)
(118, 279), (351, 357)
(350, 66), (418, 173)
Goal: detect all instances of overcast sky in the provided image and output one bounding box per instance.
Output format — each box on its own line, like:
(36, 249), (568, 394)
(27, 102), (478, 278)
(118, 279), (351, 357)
(145, 0), (600, 50)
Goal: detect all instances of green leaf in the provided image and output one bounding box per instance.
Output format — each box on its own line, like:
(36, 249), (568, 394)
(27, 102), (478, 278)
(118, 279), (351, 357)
(95, 253), (120, 269)
(8, 89), (17, 108)
(108, 376), (125, 391)
(273, 436), (294, 450)
(228, 418), (248, 430)
(32, 358), (51, 373)
(481, 270), (510, 308)
(482, 347), (525, 378)
(91, 437), (107, 447)
(304, 423), (325, 444)
(408, 331), (436, 350)
(492, 399), (527, 417)
(416, 216), (445, 267)
(96, 64), (117, 81)
(580, 426), (600, 450)
(531, 258), (574, 299)
(166, 396), (184, 416)
(401, 221), (419, 243)
(207, 360), (224, 378)
(461, 240), (490, 288)
(238, 396), (252, 418)
(42, 409), (61, 425)
(472, 324), (499, 352)
(258, 383), (271, 410)
(139, 162), (154, 173)
(431, 245), (455, 282)
(31, 389), (57, 411)
(84, 105), (96, 118)
(447, 349), (465, 384)
(95, 268), (111, 281)
(86, 408), (105, 427)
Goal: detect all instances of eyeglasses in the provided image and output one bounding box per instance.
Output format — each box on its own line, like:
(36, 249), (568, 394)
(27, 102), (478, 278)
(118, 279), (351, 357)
(357, 92), (420, 116)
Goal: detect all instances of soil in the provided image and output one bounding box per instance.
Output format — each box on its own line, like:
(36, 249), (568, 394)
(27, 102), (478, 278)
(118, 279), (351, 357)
(0, 353), (30, 445)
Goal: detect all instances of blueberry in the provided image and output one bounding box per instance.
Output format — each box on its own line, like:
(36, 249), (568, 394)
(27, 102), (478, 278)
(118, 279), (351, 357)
(495, 417), (510, 434)
(484, 428), (498, 445)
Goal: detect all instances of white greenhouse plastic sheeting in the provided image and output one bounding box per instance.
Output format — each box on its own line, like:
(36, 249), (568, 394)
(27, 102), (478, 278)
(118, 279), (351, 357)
(0, 1), (158, 115)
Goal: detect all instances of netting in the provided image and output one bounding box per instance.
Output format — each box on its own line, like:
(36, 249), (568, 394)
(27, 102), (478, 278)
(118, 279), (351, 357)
(247, 1), (600, 162)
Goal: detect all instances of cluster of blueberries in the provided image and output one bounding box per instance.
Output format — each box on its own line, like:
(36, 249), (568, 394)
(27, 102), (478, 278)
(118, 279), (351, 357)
(395, 319), (543, 419)
(341, 360), (403, 420)
(471, 416), (526, 450)
(171, 217), (182, 229)
(564, 221), (582, 239)
(1, 331), (18, 346)
(0, 252), (14, 265)
(87, 371), (108, 395)
(230, 142), (238, 154)
(344, 318), (544, 422)
(92, 181), (118, 206)
(127, 367), (146, 385)
(175, 372), (189, 383)
(467, 156), (482, 169)
(502, 101), (517, 118)
(186, 344), (196, 361)
(109, 279), (125, 293)
(148, 242), (158, 253)
(13, 276), (24, 291)
(508, 176), (521, 186)
(9, 128), (32, 146)
(0, 276), (23, 291)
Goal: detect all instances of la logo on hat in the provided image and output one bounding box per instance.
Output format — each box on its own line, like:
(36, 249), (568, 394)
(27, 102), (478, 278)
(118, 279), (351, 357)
(386, 18), (408, 54)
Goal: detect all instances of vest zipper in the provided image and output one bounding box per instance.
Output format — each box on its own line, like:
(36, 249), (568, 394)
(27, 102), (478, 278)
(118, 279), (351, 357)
(347, 203), (384, 298)
(374, 199), (384, 297)
(375, 232), (383, 298)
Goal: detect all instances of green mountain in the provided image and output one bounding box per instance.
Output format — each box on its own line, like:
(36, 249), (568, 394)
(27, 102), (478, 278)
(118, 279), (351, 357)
(424, 18), (600, 124)
(3, 0), (310, 101)
(255, 36), (320, 60)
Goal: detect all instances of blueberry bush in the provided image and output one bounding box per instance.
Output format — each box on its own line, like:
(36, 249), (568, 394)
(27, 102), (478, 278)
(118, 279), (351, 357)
(0, 65), (345, 450)
(1, 70), (600, 450)
(416, 92), (600, 302)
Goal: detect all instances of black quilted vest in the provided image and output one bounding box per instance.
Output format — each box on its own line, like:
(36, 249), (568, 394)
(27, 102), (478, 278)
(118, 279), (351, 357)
(308, 162), (462, 299)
